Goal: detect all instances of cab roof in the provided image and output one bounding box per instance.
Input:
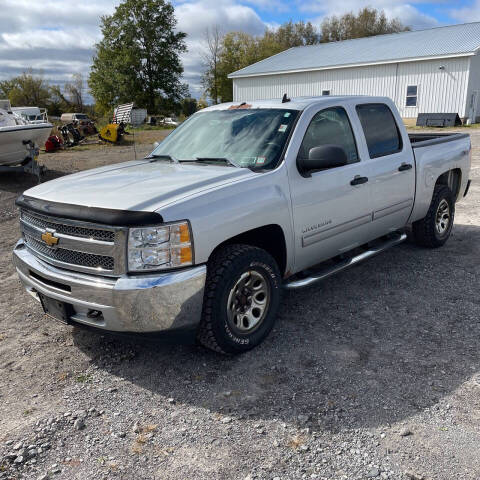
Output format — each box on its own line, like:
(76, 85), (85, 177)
(202, 95), (391, 112)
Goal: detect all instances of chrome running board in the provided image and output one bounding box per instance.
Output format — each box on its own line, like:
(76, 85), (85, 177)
(284, 232), (407, 290)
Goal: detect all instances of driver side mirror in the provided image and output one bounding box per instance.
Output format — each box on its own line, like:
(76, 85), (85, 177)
(297, 144), (348, 177)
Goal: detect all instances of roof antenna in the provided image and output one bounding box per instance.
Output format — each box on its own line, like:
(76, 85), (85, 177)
(282, 93), (291, 103)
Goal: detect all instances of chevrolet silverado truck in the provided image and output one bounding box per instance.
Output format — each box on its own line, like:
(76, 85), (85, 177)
(13, 96), (472, 354)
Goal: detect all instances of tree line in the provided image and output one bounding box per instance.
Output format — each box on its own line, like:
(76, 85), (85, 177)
(0, 68), (202, 119)
(0, 2), (409, 117)
(202, 8), (409, 103)
(0, 71), (89, 117)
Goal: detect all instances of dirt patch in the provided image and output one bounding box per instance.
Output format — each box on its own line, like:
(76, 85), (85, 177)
(35, 129), (171, 178)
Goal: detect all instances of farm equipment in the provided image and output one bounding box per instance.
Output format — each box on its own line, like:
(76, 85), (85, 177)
(98, 122), (127, 143)
(44, 135), (63, 152)
(59, 123), (83, 147)
(77, 120), (98, 136)
(99, 102), (133, 144)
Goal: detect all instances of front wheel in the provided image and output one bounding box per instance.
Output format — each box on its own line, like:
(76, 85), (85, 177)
(412, 184), (455, 248)
(197, 244), (282, 354)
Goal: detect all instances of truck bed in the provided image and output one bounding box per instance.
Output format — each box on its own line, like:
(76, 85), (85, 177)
(408, 132), (469, 148)
(408, 131), (471, 225)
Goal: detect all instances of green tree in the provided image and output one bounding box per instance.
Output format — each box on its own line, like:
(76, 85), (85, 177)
(89, 0), (187, 114)
(320, 7), (409, 42)
(203, 21), (320, 103)
(0, 79), (16, 100)
(48, 84), (72, 116)
(262, 20), (320, 51)
(155, 96), (181, 116)
(215, 31), (259, 103)
(0, 71), (95, 117)
(181, 97), (198, 117)
(0, 70), (51, 108)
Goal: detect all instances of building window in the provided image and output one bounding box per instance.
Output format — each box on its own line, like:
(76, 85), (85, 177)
(322, 90), (330, 96)
(406, 85), (418, 107)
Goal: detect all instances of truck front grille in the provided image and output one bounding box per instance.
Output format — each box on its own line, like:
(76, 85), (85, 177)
(21, 210), (115, 242)
(20, 209), (124, 276)
(24, 233), (115, 271)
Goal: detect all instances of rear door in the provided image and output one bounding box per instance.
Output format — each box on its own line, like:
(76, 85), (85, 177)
(355, 103), (415, 236)
(287, 105), (373, 272)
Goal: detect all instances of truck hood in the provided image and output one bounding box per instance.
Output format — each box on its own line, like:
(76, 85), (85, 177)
(24, 160), (255, 212)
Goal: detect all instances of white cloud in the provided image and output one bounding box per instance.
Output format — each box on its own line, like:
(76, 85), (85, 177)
(384, 4), (439, 29)
(0, 0), (116, 33)
(449, 0), (480, 22)
(299, 0), (439, 30)
(242, 0), (290, 12)
(0, 0), (116, 96)
(1, 29), (100, 51)
(175, 0), (267, 95)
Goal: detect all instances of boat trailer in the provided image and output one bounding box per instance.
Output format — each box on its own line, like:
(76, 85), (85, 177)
(0, 140), (45, 182)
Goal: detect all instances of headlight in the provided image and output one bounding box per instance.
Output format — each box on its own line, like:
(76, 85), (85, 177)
(128, 221), (193, 272)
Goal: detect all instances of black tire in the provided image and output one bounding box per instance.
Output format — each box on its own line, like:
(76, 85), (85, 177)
(412, 184), (455, 248)
(197, 244), (282, 354)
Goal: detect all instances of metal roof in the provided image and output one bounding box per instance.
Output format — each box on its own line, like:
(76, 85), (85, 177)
(229, 22), (480, 79)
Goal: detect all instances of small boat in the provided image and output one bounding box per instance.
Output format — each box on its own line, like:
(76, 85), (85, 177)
(11, 106), (49, 125)
(0, 104), (52, 167)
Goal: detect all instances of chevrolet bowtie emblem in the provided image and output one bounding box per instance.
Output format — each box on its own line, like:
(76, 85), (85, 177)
(41, 231), (59, 247)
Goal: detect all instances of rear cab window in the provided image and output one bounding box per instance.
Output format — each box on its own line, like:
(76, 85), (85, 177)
(356, 103), (403, 158)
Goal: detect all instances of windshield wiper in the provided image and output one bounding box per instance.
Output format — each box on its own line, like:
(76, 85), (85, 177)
(189, 157), (237, 167)
(145, 154), (179, 163)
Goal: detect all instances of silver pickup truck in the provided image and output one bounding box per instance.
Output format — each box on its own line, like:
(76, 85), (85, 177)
(13, 96), (472, 354)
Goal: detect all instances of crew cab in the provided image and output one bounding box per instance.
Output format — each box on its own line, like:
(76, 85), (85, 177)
(13, 96), (472, 354)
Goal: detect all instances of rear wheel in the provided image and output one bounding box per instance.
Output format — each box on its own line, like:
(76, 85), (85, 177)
(197, 244), (282, 354)
(412, 184), (455, 248)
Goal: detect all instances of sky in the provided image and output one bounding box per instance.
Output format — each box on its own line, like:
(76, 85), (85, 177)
(1, 0), (480, 103)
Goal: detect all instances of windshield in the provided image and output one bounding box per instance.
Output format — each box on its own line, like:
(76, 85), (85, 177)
(75, 114), (88, 119)
(151, 108), (299, 170)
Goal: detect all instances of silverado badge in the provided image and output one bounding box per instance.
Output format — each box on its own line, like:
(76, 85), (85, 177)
(41, 231), (59, 247)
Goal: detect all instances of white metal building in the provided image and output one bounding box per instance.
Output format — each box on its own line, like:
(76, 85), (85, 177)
(229, 22), (480, 122)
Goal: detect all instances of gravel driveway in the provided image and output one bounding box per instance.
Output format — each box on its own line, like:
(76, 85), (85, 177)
(1, 130), (479, 480)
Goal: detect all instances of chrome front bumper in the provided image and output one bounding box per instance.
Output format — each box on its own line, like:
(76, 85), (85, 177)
(13, 240), (206, 333)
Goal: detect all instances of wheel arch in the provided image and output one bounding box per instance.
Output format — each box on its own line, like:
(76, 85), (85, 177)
(210, 224), (288, 277)
(435, 168), (462, 200)
(409, 166), (463, 224)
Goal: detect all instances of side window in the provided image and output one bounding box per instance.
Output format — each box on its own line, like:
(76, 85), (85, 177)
(406, 85), (418, 107)
(298, 107), (359, 166)
(356, 103), (403, 158)
(322, 90), (330, 96)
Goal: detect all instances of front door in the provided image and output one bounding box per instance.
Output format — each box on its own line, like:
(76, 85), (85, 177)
(287, 105), (373, 272)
